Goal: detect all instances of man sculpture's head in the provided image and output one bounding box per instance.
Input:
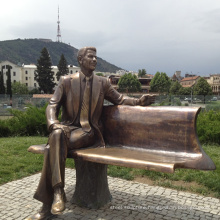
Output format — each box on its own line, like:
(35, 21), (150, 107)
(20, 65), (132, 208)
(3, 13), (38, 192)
(77, 47), (97, 73)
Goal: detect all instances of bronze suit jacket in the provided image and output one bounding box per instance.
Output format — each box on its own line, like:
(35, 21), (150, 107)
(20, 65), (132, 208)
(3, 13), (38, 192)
(46, 72), (138, 147)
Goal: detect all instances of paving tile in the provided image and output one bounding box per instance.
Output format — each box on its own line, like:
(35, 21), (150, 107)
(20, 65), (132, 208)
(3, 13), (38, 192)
(0, 168), (219, 220)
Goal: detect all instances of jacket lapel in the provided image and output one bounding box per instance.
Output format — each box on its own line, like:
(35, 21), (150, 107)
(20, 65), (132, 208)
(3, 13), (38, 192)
(91, 74), (101, 117)
(71, 72), (80, 116)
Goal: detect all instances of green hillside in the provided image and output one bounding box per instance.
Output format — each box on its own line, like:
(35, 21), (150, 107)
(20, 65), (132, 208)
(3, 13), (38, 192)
(0, 39), (121, 72)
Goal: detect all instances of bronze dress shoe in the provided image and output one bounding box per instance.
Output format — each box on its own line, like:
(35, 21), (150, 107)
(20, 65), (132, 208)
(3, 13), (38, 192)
(51, 190), (66, 215)
(25, 204), (52, 220)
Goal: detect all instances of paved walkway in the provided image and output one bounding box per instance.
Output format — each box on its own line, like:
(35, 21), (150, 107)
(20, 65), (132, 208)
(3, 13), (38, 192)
(0, 168), (219, 220)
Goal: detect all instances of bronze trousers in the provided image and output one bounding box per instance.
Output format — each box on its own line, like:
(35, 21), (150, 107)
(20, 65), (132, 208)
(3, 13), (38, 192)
(33, 127), (95, 205)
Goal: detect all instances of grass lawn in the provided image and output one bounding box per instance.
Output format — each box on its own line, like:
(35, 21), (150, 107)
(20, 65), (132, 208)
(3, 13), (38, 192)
(108, 144), (220, 198)
(0, 136), (219, 198)
(0, 136), (75, 184)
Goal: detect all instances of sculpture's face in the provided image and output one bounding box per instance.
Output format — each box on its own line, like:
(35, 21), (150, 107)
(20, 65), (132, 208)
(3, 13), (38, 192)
(81, 50), (97, 71)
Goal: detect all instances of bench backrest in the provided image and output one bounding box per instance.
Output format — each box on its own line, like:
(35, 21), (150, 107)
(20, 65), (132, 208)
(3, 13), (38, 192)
(102, 105), (201, 155)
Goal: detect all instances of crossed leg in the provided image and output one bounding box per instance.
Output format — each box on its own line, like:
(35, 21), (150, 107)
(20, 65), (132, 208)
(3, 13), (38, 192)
(26, 127), (95, 220)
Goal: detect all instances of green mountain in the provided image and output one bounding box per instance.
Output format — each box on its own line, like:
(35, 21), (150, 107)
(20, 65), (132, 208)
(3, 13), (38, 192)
(0, 39), (121, 72)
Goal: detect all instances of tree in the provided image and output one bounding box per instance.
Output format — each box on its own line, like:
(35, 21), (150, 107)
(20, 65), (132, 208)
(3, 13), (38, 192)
(138, 69), (147, 78)
(118, 73), (141, 93)
(12, 82), (29, 94)
(178, 87), (191, 96)
(28, 88), (41, 95)
(6, 65), (12, 98)
(150, 72), (171, 94)
(96, 72), (104, 77)
(170, 81), (182, 95)
(56, 54), (69, 81)
(193, 77), (212, 101)
(0, 67), (5, 94)
(35, 47), (56, 93)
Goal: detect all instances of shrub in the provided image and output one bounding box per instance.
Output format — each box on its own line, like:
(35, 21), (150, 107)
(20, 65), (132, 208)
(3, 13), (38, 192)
(206, 104), (220, 112)
(0, 120), (11, 137)
(0, 104), (49, 137)
(159, 97), (171, 106)
(173, 98), (181, 106)
(197, 110), (220, 144)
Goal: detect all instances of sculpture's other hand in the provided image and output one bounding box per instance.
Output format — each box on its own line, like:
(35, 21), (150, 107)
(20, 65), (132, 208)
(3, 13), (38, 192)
(52, 124), (66, 130)
(138, 94), (156, 106)
(51, 124), (71, 138)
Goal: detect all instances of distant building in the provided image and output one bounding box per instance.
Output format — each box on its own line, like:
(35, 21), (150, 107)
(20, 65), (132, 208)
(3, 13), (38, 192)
(37, 38), (53, 43)
(141, 74), (154, 79)
(116, 70), (127, 75)
(171, 71), (183, 82)
(138, 78), (151, 92)
(108, 75), (120, 90)
(180, 76), (200, 88)
(206, 74), (220, 95)
(185, 73), (196, 78)
(108, 74), (151, 93)
(0, 61), (80, 90)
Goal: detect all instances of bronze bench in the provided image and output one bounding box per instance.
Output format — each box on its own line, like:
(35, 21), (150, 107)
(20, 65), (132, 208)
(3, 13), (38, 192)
(28, 105), (215, 208)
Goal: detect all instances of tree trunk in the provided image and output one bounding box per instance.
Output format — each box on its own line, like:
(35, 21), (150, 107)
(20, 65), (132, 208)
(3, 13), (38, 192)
(71, 158), (112, 209)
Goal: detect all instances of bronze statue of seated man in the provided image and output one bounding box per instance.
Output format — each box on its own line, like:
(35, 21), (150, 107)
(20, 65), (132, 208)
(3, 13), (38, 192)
(26, 46), (155, 220)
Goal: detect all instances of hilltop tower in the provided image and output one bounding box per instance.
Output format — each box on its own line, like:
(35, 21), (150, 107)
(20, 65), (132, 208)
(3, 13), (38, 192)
(56, 6), (62, 42)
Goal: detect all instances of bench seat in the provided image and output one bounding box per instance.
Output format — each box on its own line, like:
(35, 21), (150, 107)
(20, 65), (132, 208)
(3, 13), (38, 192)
(28, 143), (214, 174)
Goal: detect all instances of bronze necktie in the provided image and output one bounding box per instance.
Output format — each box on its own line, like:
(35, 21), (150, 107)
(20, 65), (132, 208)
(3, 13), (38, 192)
(80, 77), (91, 132)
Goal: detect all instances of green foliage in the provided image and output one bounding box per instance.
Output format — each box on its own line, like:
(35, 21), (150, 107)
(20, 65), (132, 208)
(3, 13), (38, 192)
(170, 81), (182, 95)
(150, 72), (171, 94)
(96, 72), (104, 76)
(38, 99), (47, 107)
(12, 82), (29, 94)
(0, 105), (48, 137)
(178, 87), (191, 95)
(0, 69), (5, 94)
(0, 120), (11, 136)
(138, 69), (146, 78)
(35, 47), (56, 93)
(118, 73), (141, 93)
(197, 110), (220, 144)
(28, 88), (41, 95)
(173, 97), (182, 106)
(56, 53), (69, 81)
(206, 103), (220, 111)
(158, 97), (171, 106)
(193, 77), (213, 97)
(0, 39), (120, 73)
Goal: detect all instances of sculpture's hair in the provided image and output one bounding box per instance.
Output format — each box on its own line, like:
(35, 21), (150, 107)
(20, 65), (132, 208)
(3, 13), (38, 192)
(77, 47), (96, 65)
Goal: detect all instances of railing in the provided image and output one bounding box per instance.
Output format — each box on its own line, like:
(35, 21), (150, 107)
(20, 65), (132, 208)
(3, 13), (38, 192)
(0, 94), (219, 116)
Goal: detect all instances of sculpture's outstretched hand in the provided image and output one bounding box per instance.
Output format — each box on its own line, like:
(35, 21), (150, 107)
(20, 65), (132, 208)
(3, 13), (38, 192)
(138, 94), (156, 106)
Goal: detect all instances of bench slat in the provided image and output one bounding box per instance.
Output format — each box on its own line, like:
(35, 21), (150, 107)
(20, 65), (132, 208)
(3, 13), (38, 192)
(70, 147), (202, 173)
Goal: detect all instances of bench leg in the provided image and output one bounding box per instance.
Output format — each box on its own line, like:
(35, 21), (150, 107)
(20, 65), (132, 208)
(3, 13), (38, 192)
(71, 158), (112, 209)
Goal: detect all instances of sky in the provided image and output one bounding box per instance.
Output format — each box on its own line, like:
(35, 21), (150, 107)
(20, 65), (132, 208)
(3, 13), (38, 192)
(1, 0), (220, 76)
